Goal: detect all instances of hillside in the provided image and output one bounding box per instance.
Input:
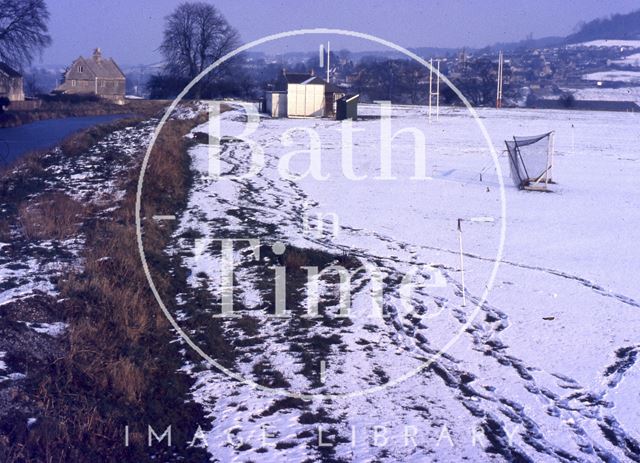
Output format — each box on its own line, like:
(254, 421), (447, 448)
(567, 9), (640, 44)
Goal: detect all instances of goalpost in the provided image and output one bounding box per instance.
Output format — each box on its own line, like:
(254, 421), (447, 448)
(505, 131), (555, 191)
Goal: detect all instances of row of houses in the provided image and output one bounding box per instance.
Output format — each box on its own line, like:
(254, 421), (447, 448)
(0, 48), (126, 105)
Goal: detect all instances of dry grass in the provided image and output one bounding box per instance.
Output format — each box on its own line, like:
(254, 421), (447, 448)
(284, 249), (310, 270)
(0, 218), (10, 241)
(18, 192), (86, 240)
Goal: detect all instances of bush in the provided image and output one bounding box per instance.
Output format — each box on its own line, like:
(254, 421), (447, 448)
(559, 92), (575, 108)
(38, 92), (101, 104)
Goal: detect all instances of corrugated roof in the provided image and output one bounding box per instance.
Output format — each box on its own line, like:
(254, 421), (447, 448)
(0, 62), (21, 78)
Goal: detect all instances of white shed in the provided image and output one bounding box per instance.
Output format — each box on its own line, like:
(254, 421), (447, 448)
(265, 91), (287, 117)
(287, 77), (326, 118)
(264, 70), (349, 119)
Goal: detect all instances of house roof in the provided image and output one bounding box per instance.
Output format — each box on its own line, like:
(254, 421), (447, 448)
(73, 49), (125, 79)
(277, 70), (346, 93)
(282, 72), (313, 84)
(0, 62), (21, 78)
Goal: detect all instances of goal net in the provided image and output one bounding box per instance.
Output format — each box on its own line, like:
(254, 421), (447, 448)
(505, 131), (554, 190)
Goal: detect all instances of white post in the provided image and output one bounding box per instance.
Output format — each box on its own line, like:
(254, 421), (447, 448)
(436, 59), (441, 121)
(496, 51), (503, 109)
(549, 131), (555, 183)
(457, 219), (467, 307)
(326, 41), (330, 83)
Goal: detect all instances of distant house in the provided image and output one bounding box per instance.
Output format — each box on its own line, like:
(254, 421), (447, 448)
(264, 70), (356, 119)
(0, 63), (25, 101)
(56, 48), (126, 104)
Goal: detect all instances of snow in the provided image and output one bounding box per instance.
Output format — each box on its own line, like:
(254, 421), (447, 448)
(26, 321), (68, 337)
(611, 52), (640, 67)
(0, 256), (58, 306)
(582, 70), (640, 83)
(569, 39), (640, 49)
(561, 86), (640, 104)
(164, 103), (640, 461)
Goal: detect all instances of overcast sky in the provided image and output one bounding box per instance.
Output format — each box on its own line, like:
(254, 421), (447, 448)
(41, 0), (640, 66)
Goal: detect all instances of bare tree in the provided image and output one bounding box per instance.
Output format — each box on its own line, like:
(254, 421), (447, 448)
(0, 0), (51, 68)
(160, 1), (240, 91)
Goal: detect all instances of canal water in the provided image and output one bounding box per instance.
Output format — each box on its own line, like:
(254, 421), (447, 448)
(0, 114), (130, 164)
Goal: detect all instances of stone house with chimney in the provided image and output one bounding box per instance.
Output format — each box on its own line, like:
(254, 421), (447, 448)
(56, 48), (126, 103)
(0, 63), (25, 101)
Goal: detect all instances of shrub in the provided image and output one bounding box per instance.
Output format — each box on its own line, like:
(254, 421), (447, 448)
(559, 92), (575, 108)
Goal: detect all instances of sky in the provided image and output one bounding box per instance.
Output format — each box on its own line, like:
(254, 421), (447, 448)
(40, 0), (640, 66)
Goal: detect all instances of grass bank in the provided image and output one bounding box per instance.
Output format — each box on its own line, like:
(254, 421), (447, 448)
(1, 109), (210, 462)
(0, 98), (169, 128)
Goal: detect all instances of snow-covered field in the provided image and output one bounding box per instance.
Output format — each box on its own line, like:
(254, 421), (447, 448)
(561, 86), (640, 104)
(582, 70), (640, 84)
(162, 103), (640, 462)
(611, 52), (640, 67)
(570, 39), (640, 49)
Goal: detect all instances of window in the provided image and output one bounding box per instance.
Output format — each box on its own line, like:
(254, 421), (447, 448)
(101, 80), (106, 87)
(71, 80), (76, 87)
(77, 65), (84, 73)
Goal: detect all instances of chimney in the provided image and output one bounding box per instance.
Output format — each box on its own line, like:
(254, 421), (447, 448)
(93, 48), (102, 62)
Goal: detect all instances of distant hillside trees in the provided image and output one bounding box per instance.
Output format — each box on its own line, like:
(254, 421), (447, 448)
(441, 58), (511, 107)
(348, 58), (430, 104)
(149, 1), (251, 99)
(567, 9), (640, 43)
(0, 0), (51, 68)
